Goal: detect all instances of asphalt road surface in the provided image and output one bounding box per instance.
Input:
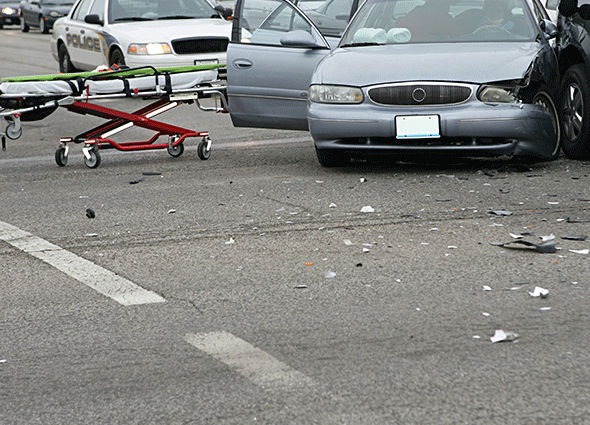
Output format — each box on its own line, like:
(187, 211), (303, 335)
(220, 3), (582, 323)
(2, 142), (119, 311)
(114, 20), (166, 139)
(1, 29), (590, 424)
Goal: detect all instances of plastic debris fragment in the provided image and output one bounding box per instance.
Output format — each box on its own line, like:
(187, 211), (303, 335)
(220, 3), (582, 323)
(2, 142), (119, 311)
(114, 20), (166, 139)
(483, 285), (492, 291)
(493, 240), (559, 253)
(489, 210), (513, 216)
(84, 233), (98, 237)
(130, 178), (145, 184)
(295, 284), (308, 289)
(540, 234), (555, 242)
(343, 239), (355, 246)
(540, 307), (552, 311)
(569, 249), (590, 255)
(305, 262), (313, 266)
(528, 286), (549, 298)
(562, 235), (588, 241)
(329, 203), (337, 208)
(360, 178), (367, 182)
(168, 209), (176, 214)
(86, 208), (95, 219)
(225, 237), (235, 244)
(325, 271), (336, 278)
(491, 329), (519, 343)
(361, 206), (375, 213)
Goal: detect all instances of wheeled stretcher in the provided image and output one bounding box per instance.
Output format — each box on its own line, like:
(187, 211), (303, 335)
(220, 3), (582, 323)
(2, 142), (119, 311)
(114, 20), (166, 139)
(0, 65), (228, 168)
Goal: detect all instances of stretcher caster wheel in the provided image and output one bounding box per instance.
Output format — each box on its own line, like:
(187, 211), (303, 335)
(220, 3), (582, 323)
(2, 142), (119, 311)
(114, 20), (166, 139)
(84, 146), (101, 169)
(197, 139), (211, 160)
(55, 146), (68, 167)
(6, 123), (22, 140)
(167, 142), (184, 157)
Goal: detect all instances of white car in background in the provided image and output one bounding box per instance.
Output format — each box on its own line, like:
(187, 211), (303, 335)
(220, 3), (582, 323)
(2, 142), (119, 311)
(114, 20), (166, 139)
(50, 0), (233, 73)
(542, 0), (557, 20)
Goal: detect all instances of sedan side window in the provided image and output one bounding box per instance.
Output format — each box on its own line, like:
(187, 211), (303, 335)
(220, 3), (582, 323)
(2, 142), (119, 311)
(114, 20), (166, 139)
(89, 0), (106, 21)
(236, 0), (314, 45)
(72, 0), (94, 20)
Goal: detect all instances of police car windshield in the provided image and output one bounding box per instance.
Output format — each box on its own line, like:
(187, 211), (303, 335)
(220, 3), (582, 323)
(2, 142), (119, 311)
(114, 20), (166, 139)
(109, 0), (216, 23)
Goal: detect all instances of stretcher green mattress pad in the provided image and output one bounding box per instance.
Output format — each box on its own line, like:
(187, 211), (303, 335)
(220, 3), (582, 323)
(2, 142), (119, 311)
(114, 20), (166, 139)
(0, 65), (222, 97)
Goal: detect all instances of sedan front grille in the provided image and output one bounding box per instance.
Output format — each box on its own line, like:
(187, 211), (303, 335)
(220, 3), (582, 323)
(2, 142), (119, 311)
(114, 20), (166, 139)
(368, 83), (472, 106)
(171, 37), (229, 55)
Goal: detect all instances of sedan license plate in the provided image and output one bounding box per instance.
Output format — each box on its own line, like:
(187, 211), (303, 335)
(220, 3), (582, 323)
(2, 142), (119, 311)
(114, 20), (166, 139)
(396, 115), (440, 139)
(194, 59), (219, 66)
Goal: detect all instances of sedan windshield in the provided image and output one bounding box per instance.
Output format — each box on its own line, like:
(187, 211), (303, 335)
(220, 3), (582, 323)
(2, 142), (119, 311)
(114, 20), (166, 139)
(340, 0), (537, 46)
(110, 0), (216, 23)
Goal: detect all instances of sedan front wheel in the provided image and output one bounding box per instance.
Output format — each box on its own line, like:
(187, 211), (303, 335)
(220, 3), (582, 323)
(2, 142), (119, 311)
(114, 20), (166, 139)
(532, 90), (561, 160)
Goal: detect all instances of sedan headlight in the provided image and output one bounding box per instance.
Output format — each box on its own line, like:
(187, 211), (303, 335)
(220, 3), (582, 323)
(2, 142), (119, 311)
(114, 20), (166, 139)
(128, 43), (172, 55)
(2, 7), (15, 14)
(478, 86), (517, 103)
(309, 85), (363, 104)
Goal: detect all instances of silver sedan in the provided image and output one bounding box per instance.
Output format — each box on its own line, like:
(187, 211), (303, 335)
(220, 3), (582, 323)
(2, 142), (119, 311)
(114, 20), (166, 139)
(227, 0), (561, 166)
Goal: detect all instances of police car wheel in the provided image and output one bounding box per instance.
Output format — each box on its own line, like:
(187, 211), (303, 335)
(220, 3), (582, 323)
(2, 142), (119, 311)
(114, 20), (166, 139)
(58, 44), (77, 73)
(110, 49), (126, 68)
(20, 18), (29, 32)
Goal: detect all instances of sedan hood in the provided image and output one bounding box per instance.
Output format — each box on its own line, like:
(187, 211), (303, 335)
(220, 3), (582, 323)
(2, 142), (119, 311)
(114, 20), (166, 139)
(314, 42), (542, 86)
(108, 19), (231, 43)
(46, 6), (72, 14)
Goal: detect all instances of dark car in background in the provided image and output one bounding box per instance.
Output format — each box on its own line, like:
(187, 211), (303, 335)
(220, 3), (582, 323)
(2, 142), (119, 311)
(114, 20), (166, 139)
(0, 0), (20, 28)
(556, 0), (590, 158)
(19, 0), (74, 33)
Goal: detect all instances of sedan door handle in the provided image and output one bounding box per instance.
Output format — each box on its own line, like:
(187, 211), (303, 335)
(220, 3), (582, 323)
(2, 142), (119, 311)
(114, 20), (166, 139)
(232, 59), (253, 69)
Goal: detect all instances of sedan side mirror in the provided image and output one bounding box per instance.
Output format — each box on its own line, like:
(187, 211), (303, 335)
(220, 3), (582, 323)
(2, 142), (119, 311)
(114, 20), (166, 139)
(540, 19), (558, 39)
(559, 0), (578, 17)
(214, 4), (233, 19)
(84, 14), (103, 25)
(280, 30), (326, 49)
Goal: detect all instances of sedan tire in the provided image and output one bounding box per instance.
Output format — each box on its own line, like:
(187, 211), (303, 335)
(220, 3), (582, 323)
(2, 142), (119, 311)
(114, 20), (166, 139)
(109, 48), (126, 68)
(532, 89), (561, 160)
(58, 44), (78, 73)
(561, 64), (590, 159)
(39, 17), (49, 34)
(20, 18), (29, 32)
(315, 146), (350, 167)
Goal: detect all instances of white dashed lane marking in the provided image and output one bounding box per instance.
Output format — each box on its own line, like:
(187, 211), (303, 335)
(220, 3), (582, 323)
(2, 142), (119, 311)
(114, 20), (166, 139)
(0, 221), (165, 306)
(185, 331), (316, 391)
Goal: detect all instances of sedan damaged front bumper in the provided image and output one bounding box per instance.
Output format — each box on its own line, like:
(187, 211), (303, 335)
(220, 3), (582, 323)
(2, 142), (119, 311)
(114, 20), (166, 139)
(308, 101), (557, 160)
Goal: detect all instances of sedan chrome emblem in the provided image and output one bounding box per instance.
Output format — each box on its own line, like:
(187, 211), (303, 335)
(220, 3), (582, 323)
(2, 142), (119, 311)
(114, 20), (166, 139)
(412, 87), (427, 103)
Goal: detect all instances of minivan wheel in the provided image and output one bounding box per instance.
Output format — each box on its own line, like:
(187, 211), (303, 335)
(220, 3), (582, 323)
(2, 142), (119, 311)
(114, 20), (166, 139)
(561, 64), (590, 159)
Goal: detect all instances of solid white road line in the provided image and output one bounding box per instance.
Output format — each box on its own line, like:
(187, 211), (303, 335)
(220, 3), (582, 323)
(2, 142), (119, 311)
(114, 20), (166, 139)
(185, 331), (316, 391)
(0, 221), (165, 306)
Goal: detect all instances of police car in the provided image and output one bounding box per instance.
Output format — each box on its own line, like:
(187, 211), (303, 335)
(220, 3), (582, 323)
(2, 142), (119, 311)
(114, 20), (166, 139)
(50, 0), (233, 73)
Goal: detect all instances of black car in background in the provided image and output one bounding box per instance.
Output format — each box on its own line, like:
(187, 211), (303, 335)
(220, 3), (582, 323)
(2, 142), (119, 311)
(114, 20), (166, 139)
(0, 0), (20, 28)
(19, 0), (74, 33)
(557, 0), (590, 158)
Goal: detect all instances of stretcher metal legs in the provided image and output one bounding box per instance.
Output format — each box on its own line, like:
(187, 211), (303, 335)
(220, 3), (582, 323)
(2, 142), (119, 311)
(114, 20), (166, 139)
(55, 95), (214, 168)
